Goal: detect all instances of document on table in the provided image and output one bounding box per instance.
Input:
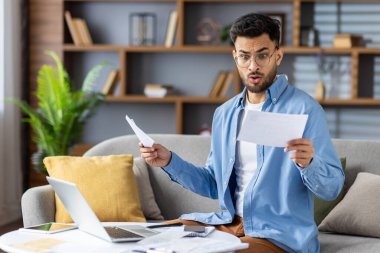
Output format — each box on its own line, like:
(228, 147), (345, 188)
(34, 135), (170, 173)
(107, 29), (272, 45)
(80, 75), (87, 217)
(125, 114), (155, 147)
(133, 236), (248, 253)
(237, 111), (308, 147)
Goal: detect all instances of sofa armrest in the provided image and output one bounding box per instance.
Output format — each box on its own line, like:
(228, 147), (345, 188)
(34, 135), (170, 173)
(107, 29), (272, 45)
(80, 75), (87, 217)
(21, 185), (56, 227)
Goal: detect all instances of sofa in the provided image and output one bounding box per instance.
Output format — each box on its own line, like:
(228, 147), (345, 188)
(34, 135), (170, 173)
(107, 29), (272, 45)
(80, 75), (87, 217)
(21, 134), (380, 252)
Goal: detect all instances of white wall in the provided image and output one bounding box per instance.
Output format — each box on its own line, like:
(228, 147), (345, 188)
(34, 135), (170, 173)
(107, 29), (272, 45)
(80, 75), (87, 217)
(0, 0), (23, 226)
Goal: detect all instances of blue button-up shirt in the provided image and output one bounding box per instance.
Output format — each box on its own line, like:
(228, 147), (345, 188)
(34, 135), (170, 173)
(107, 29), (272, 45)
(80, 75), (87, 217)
(163, 75), (344, 253)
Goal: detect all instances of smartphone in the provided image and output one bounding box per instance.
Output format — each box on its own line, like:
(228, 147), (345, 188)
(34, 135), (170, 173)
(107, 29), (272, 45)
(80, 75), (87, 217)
(19, 222), (77, 234)
(184, 225), (206, 233)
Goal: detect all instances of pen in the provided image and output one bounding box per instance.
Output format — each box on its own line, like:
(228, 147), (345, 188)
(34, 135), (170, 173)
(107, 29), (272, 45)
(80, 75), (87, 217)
(148, 248), (176, 253)
(146, 222), (183, 229)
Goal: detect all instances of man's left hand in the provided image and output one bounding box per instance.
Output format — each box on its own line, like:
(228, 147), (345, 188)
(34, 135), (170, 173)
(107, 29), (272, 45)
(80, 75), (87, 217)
(284, 138), (314, 168)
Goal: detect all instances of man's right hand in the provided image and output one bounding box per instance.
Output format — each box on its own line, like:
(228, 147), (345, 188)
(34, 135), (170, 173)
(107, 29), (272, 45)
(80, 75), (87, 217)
(139, 143), (172, 167)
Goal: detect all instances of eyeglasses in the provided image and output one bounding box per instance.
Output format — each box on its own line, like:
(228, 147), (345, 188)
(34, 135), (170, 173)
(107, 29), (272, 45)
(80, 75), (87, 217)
(234, 48), (278, 68)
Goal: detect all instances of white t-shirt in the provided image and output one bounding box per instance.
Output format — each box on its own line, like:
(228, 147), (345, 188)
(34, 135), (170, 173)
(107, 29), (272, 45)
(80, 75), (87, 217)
(234, 99), (264, 217)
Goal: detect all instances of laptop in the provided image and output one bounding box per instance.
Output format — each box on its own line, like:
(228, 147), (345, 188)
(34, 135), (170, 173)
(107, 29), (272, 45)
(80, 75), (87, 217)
(46, 176), (158, 242)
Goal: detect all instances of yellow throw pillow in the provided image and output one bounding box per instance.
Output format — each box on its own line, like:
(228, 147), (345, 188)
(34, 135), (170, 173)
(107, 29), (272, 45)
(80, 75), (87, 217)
(44, 155), (146, 223)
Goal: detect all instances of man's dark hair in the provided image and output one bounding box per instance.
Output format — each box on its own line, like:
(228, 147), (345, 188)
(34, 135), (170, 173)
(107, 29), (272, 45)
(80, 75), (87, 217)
(230, 13), (281, 47)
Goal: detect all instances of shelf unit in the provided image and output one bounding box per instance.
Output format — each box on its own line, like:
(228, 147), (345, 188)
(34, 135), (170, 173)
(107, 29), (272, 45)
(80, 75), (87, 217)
(61, 0), (380, 130)
(28, 0), (380, 186)
(28, 0), (380, 136)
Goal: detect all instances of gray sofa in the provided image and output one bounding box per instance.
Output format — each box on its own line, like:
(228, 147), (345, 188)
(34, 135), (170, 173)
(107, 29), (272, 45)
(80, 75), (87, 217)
(21, 134), (380, 252)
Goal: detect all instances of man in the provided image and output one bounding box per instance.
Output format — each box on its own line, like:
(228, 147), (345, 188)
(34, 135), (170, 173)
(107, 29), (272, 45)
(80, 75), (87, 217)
(139, 13), (344, 253)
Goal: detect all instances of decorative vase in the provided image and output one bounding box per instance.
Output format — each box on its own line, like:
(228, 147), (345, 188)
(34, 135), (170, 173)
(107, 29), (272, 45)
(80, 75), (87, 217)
(314, 80), (325, 100)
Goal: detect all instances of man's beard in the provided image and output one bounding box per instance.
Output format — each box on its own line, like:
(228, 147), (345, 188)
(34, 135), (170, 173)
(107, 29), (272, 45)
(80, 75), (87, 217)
(243, 66), (277, 93)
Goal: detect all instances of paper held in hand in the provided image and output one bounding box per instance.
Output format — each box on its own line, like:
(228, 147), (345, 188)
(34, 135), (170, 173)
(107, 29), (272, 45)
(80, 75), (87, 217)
(237, 111), (309, 147)
(125, 114), (155, 147)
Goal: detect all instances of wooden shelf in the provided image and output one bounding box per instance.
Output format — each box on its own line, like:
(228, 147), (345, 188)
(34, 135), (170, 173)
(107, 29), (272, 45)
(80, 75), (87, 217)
(183, 0), (293, 3)
(64, 44), (369, 54)
(301, 0), (380, 3)
(283, 47), (355, 54)
(64, 0), (176, 3)
(106, 95), (230, 103)
(63, 44), (234, 53)
(357, 48), (380, 54)
(319, 98), (380, 106)
(106, 96), (380, 106)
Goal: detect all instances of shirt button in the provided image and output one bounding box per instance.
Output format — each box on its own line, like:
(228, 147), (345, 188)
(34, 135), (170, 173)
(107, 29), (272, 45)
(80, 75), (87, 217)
(229, 158), (234, 163)
(273, 98), (277, 102)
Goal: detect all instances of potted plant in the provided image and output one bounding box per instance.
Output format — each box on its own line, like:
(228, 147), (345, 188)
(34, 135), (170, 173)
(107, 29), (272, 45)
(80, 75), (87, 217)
(9, 51), (106, 174)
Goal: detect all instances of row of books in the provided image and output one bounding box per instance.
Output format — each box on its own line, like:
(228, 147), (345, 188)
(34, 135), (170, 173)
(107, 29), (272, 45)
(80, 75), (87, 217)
(209, 71), (234, 98)
(65, 11), (93, 46)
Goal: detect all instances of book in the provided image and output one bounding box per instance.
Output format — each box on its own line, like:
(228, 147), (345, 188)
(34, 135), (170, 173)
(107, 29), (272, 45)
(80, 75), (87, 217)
(164, 10), (178, 48)
(218, 71), (233, 97)
(73, 19), (86, 45)
(101, 70), (119, 95)
(64, 11), (82, 46)
(75, 18), (93, 45)
(209, 71), (227, 98)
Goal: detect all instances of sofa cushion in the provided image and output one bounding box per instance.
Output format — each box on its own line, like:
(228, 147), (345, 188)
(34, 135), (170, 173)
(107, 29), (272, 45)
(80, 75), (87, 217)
(319, 232), (380, 253)
(133, 157), (164, 220)
(44, 155), (146, 223)
(314, 157), (346, 225)
(318, 172), (380, 238)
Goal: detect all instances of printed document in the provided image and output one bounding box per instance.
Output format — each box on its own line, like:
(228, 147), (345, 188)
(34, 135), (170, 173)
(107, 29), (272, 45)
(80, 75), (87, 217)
(125, 114), (155, 147)
(237, 111), (308, 147)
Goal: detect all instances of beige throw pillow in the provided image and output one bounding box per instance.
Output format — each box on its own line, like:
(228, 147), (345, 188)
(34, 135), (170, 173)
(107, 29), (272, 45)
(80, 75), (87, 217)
(319, 172), (380, 237)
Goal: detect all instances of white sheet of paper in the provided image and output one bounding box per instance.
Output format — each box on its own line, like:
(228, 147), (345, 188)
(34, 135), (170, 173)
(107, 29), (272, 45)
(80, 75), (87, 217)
(137, 229), (191, 246)
(125, 114), (155, 147)
(237, 111), (308, 147)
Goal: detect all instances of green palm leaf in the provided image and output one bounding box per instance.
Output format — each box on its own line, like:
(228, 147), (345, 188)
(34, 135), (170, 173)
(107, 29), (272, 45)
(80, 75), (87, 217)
(6, 50), (106, 173)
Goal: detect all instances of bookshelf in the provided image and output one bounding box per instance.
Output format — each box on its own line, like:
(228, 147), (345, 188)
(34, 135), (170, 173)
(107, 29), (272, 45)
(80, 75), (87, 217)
(28, 0), (380, 186)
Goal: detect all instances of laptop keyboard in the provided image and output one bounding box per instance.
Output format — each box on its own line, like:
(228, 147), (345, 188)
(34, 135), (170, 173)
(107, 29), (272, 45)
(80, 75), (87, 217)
(104, 226), (144, 239)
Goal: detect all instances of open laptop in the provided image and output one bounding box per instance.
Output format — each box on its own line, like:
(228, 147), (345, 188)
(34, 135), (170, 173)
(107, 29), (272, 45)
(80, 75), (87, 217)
(46, 176), (158, 242)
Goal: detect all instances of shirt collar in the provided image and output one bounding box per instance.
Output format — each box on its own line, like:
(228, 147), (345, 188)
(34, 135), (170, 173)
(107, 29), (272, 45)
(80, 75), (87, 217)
(266, 74), (288, 104)
(234, 74), (289, 108)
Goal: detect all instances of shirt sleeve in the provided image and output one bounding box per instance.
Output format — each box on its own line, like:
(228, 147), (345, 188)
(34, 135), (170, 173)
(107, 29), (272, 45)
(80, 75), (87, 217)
(297, 104), (345, 201)
(162, 149), (218, 199)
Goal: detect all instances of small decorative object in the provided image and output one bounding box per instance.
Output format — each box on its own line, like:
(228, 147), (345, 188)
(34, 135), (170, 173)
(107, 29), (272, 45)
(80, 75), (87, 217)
(144, 84), (174, 98)
(315, 53), (327, 99)
(198, 123), (211, 136)
(7, 51), (106, 174)
(263, 13), (286, 45)
(333, 34), (362, 48)
(301, 26), (319, 47)
(314, 80), (325, 100)
(129, 12), (156, 46)
(196, 18), (221, 45)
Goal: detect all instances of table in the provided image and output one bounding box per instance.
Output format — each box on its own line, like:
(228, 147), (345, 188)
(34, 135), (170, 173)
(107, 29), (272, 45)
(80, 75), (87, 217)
(0, 222), (243, 253)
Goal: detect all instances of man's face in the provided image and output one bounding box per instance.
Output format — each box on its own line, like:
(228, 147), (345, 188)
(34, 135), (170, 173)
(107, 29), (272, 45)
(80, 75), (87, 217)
(233, 34), (283, 94)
